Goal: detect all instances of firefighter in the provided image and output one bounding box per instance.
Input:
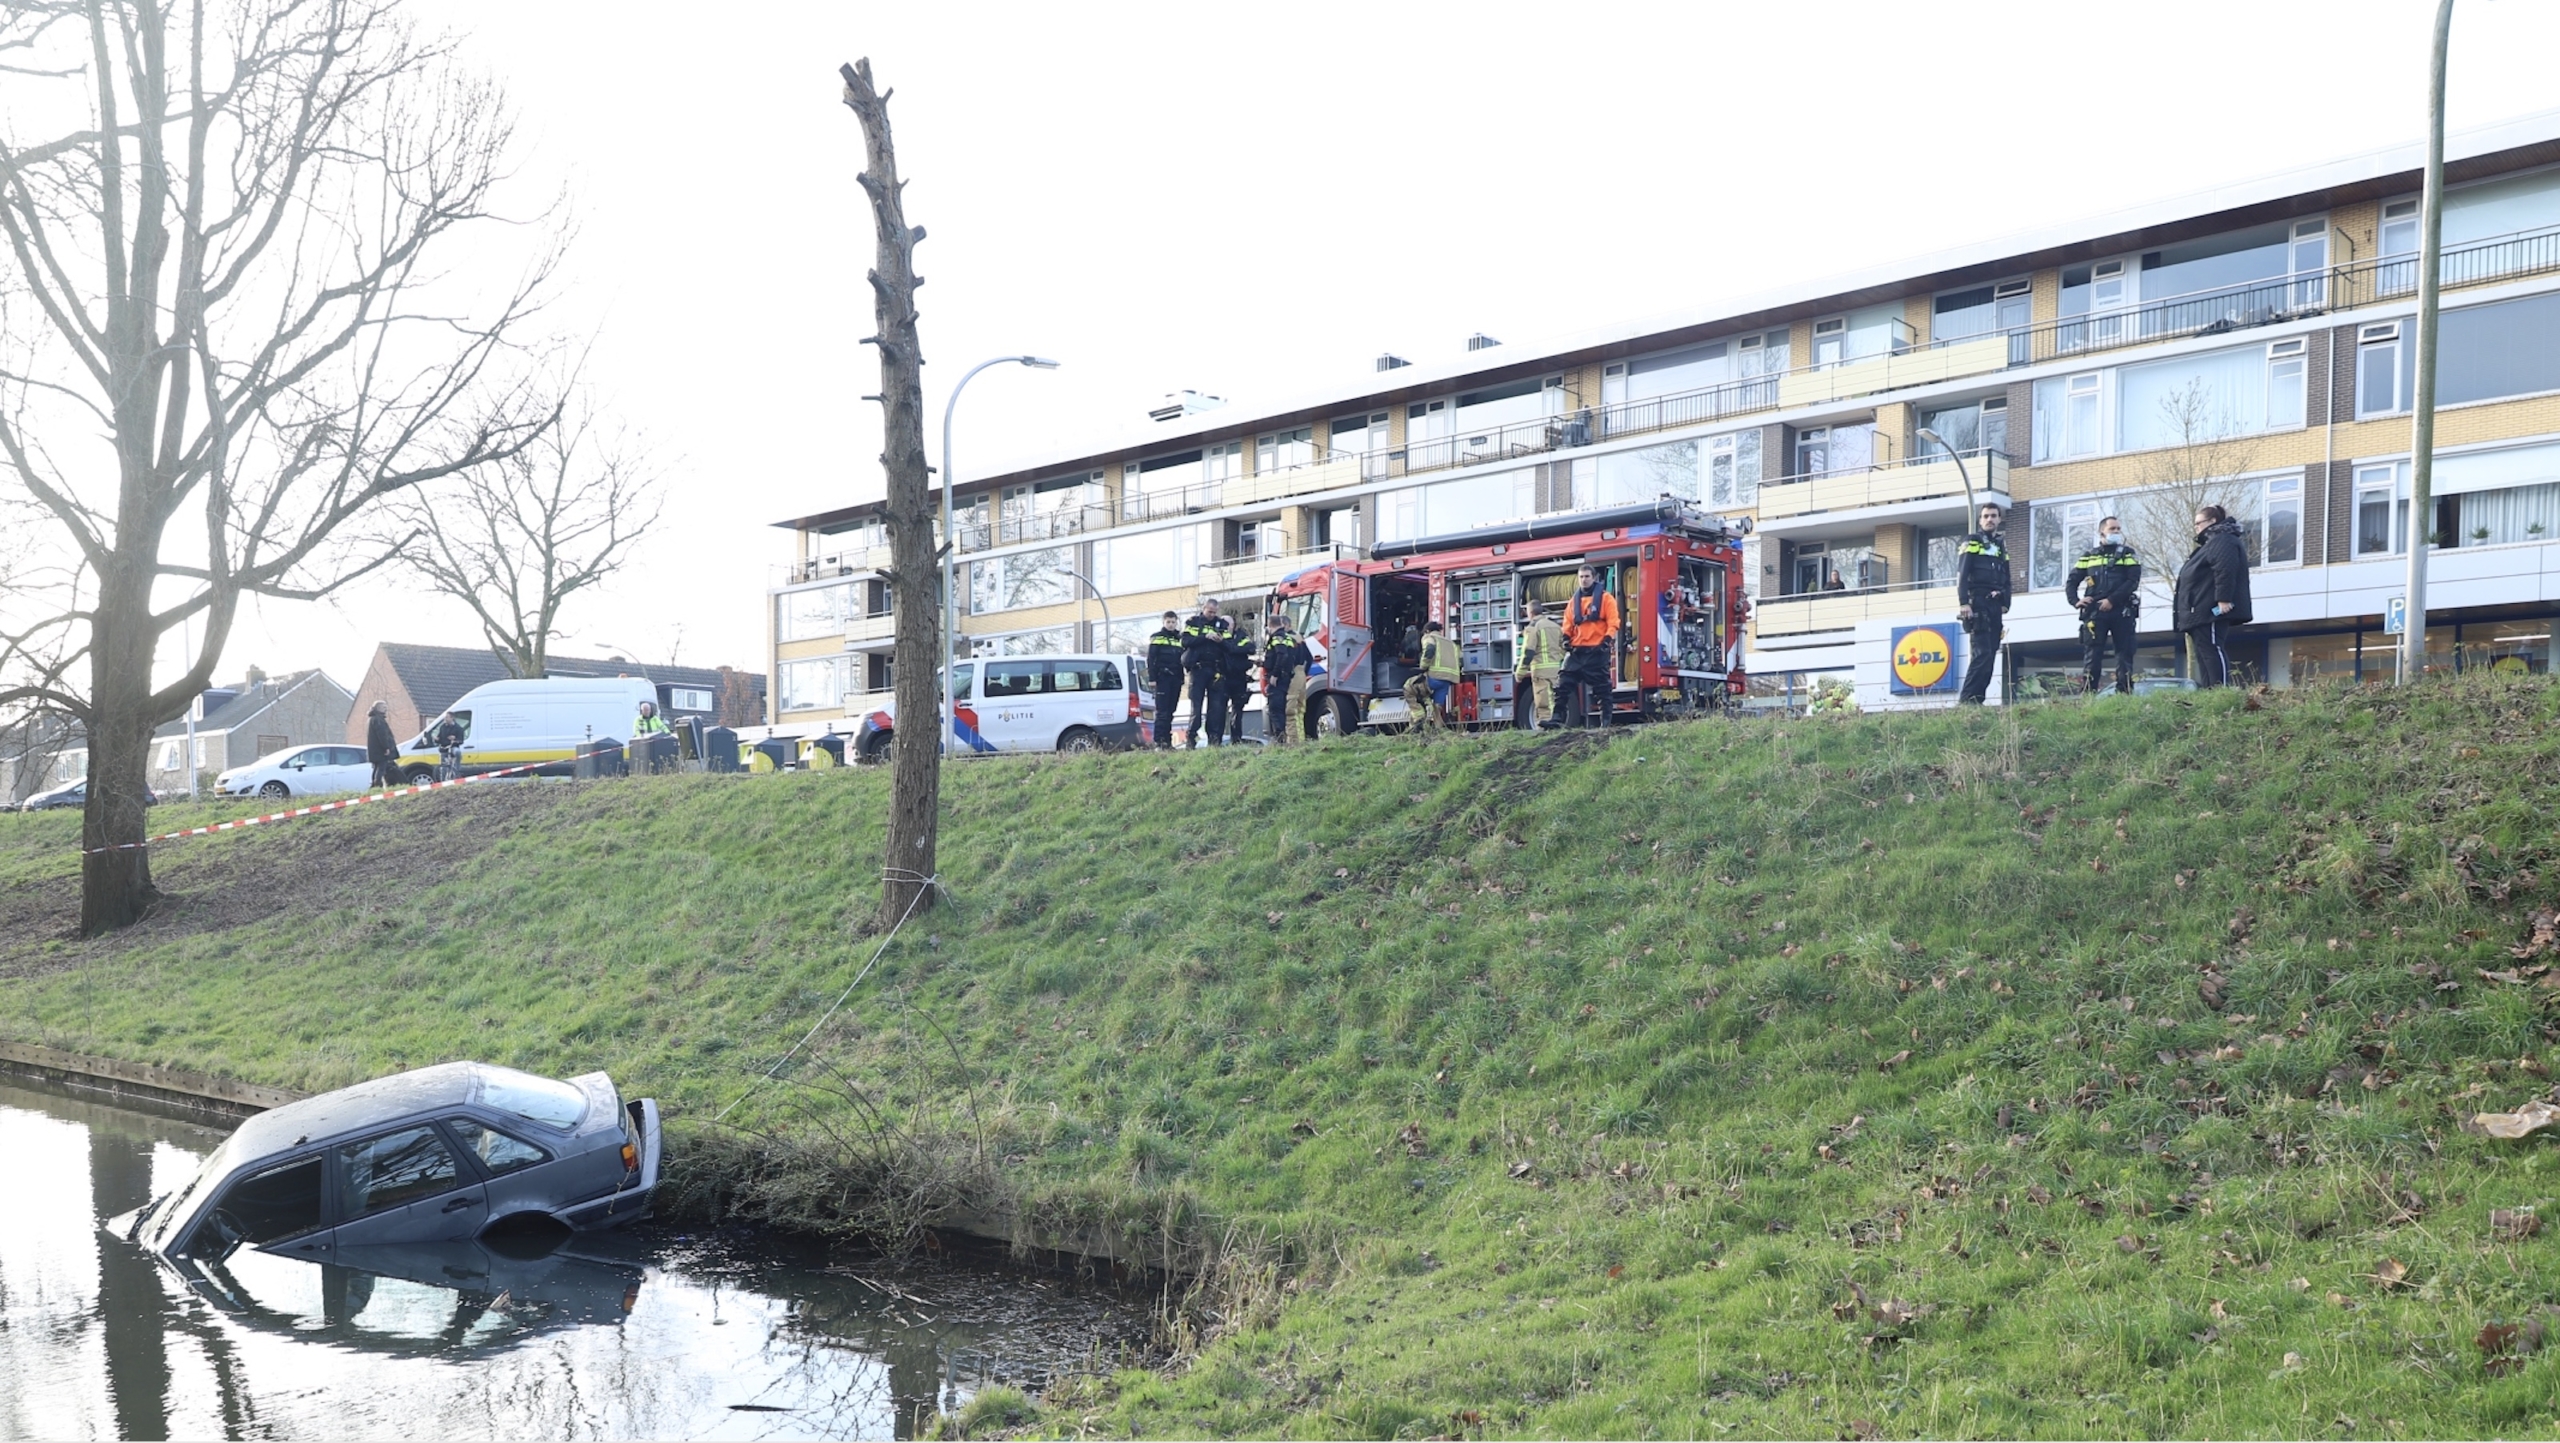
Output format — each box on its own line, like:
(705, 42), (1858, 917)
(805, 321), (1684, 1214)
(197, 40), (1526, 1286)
(1954, 502), (2013, 706)
(2065, 515), (2142, 695)
(1555, 564), (1620, 728)
(1514, 599), (1564, 731)
(1262, 616), (1309, 744)
(1146, 610), (1187, 749)
(1181, 600), (1230, 748)
(1403, 620), (1459, 732)
(1219, 624), (1257, 745)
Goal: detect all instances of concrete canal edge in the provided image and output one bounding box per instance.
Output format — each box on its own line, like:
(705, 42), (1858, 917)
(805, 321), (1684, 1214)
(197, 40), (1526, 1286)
(0, 1040), (1169, 1275)
(0, 1039), (304, 1122)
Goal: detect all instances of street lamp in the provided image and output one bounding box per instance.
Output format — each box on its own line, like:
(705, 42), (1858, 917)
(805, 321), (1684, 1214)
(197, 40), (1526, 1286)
(2402, 0), (2456, 685)
(1914, 428), (1980, 520)
(1063, 567), (1113, 654)
(940, 355), (1060, 756)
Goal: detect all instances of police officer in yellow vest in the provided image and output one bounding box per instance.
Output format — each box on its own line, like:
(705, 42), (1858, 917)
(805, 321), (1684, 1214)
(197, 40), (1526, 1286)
(1402, 620), (1461, 732)
(1513, 600), (1564, 731)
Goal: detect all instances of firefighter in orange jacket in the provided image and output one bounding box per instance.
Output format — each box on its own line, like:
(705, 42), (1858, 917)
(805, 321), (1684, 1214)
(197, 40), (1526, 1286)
(1554, 564), (1620, 727)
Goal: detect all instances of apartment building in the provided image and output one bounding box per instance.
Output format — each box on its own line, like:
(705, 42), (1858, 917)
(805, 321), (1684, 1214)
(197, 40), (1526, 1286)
(768, 111), (2560, 723)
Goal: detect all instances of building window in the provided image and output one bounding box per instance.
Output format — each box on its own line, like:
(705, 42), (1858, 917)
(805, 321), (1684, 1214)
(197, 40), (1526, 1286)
(1918, 396), (2006, 457)
(1256, 427), (1313, 473)
(1706, 430), (1761, 506)
(970, 545), (1075, 614)
(2358, 321), (2408, 418)
(668, 687), (714, 712)
(1786, 539), (1880, 594)
(1793, 424), (1873, 479)
(1093, 525), (1205, 596)
(864, 578), (894, 616)
(1811, 308), (1908, 369)
(2264, 475), (2303, 566)
(1125, 451), (1203, 520)
(2438, 290), (2560, 408)
(2266, 338), (2308, 429)
(1317, 506), (1359, 549)
(1329, 411), (1387, 479)
(862, 654), (893, 693)
(1931, 279), (2031, 343)
(2379, 199), (2420, 294)
(778, 583), (853, 642)
(2355, 463), (2405, 556)
(1205, 442), (1241, 485)
(777, 656), (851, 713)
(2030, 500), (2102, 590)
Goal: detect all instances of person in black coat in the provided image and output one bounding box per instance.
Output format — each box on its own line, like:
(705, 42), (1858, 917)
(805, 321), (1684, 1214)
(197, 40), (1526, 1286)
(1181, 602), (1231, 748)
(364, 700), (402, 787)
(1218, 626), (1257, 745)
(1260, 620), (1309, 743)
(1954, 502), (2014, 705)
(1145, 610), (1187, 750)
(2174, 504), (2254, 688)
(2065, 515), (2143, 695)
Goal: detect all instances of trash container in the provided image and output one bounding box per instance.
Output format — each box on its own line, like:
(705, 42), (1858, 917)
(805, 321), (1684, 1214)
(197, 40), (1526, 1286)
(575, 738), (627, 779)
(807, 734), (846, 768)
(752, 738), (793, 771)
(675, 716), (704, 763)
(703, 725), (739, 774)
(632, 732), (678, 774)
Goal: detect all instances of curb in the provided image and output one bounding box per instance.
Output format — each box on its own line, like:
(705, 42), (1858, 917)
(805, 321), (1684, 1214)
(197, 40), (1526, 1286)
(0, 1039), (307, 1122)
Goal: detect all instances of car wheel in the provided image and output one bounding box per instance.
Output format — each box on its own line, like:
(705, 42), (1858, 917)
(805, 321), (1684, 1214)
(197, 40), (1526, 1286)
(259, 780), (290, 799)
(1057, 726), (1100, 754)
(402, 764), (438, 785)
(857, 732), (891, 764)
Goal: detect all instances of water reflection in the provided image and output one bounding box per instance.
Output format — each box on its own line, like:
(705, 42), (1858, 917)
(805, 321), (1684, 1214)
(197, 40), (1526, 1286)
(0, 1080), (1143, 1440)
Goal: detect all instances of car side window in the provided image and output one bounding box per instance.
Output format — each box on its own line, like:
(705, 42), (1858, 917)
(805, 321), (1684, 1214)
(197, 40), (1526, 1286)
(982, 661), (1044, 698)
(195, 1156), (325, 1251)
(336, 1125), (463, 1217)
(327, 746), (361, 766)
(1054, 660), (1120, 692)
(448, 1118), (550, 1176)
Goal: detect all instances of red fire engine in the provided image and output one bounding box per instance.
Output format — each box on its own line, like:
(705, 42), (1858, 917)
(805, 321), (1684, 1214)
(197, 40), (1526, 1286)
(1270, 499), (1753, 734)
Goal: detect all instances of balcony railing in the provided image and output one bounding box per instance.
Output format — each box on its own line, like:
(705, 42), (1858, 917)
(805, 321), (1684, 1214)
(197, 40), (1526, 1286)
(1757, 449), (2010, 521)
(867, 220), (2560, 573)
(1753, 579), (1958, 639)
(1197, 541), (1363, 596)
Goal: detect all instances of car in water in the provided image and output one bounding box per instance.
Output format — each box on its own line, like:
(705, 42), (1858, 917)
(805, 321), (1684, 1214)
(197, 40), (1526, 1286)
(113, 1061), (661, 1265)
(215, 742), (378, 799)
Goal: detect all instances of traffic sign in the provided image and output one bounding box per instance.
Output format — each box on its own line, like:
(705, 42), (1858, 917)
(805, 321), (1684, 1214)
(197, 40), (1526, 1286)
(2383, 596), (2408, 635)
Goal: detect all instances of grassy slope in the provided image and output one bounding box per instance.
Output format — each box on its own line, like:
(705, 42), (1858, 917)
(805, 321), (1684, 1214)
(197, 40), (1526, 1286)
(6, 679), (2560, 1438)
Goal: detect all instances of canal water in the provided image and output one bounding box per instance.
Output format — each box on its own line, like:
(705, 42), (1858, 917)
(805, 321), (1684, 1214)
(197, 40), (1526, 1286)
(0, 1079), (1150, 1440)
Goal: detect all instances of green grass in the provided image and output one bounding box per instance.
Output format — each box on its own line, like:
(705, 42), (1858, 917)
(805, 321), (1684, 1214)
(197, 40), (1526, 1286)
(7, 677), (2560, 1438)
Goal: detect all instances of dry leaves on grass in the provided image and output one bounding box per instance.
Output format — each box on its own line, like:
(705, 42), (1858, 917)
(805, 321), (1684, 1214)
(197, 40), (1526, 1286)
(1395, 1122), (1429, 1157)
(2477, 1310), (2557, 1375)
(2471, 1099), (2560, 1139)
(1877, 1049), (1912, 1074)
(2370, 1257), (2410, 1290)
(2491, 1207), (2542, 1241)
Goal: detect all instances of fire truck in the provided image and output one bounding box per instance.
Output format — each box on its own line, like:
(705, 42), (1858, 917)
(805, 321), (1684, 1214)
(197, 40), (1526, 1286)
(1269, 498), (1753, 734)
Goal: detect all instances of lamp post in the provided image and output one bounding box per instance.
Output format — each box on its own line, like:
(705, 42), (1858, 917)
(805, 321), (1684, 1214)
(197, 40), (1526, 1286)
(939, 355), (1060, 756)
(1914, 427), (1979, 520)
(1063, 567), (1113, 654)
(2402, 0), (2456, 685)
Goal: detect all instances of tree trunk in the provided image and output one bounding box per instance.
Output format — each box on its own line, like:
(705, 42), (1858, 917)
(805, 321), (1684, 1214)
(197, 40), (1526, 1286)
(80, 586), (163, 932)
(840, 60), (941, 931)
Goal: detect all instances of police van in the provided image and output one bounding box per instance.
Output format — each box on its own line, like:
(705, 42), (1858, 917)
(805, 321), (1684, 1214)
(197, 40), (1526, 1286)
(393, 676), (661, 781)
(850, 653), (1146, 761)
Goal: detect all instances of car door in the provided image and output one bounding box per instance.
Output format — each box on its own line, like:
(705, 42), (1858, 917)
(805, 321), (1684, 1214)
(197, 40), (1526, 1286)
(320, 745), (372, 792)
(329, 1123), (489, 1247)
(975, 659), (1049, 752)
(1046, 658), (1126, 740)
(447, 1114), (588, 1223)
(190, 1153), (336, 1263)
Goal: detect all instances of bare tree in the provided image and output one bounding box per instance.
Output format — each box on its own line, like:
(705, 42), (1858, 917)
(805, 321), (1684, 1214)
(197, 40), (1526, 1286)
(0, 0), (559, 931)
(838, 58), (939, 931)
(387, 395), (662, 678)
(2121, 380), (2266, 610)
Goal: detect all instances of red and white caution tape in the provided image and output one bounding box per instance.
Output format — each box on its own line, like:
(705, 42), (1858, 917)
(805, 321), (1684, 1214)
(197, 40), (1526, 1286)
(81, 757), (564, 854)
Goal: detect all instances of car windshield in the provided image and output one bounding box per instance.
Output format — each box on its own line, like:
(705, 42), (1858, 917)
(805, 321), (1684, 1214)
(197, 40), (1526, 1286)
(473, 1066), (588, 1130)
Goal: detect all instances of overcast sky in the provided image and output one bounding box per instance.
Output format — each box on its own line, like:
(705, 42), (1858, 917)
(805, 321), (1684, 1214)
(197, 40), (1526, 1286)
(188, 0), (2560, 696)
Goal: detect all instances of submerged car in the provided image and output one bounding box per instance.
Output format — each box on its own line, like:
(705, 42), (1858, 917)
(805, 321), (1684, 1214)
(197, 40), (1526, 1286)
(115, 1061), (661, 1263)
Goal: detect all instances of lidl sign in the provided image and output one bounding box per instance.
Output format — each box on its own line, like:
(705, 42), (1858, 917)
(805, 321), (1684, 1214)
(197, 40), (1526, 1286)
(1889, 623), (1962, 696)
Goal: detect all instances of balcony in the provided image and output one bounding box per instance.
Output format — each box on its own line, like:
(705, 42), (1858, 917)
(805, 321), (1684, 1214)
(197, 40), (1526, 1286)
(784, 542), (892, 584)
(1197, 542), (1361, 597)
(1757, 450), (2010, 526)
(1779, 334), (2010, 408)
(1223, 453), (1366, 508)
(1753, 580), (1958, 639)
(839, 610), (896, 647)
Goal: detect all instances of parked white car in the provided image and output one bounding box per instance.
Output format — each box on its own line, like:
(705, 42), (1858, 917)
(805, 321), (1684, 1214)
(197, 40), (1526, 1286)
(849, 654), (1147, 760)
(216, 743), (376, 799)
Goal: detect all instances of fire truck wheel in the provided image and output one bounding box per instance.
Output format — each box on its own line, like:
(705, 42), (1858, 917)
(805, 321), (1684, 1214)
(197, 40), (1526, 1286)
(1310, 692), (1358, 740)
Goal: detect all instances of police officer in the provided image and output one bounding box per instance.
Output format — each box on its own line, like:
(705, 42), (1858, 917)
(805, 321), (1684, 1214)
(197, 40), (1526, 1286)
(2065, 514), (2142, 695)
(1218, 623), (1257, 745)
(1555, 565), (1620, 728)
(1514, 600), (1564, 731)
(1181, 600), (1231, 748)
(1261, 616), (1309, 744)
(1954, 502), (2013, 706)
(1146, 610), (1187, 749)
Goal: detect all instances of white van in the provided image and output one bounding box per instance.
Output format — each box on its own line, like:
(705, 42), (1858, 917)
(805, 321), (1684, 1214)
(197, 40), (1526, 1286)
(394, 676), (661, 781)
(850, 654), (1145, 760)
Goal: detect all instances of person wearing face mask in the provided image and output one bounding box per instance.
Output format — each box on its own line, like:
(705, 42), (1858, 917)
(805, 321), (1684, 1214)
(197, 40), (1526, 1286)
(2065, 514), (2143, 695)
(2174, 503), (2253, 689)
(1953, 502), (2013, 706)
(1554, 564), (1620, 728)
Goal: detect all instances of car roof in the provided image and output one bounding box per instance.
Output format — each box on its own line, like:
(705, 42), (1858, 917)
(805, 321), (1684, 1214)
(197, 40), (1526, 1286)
(225, 1061), (491, 1159)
